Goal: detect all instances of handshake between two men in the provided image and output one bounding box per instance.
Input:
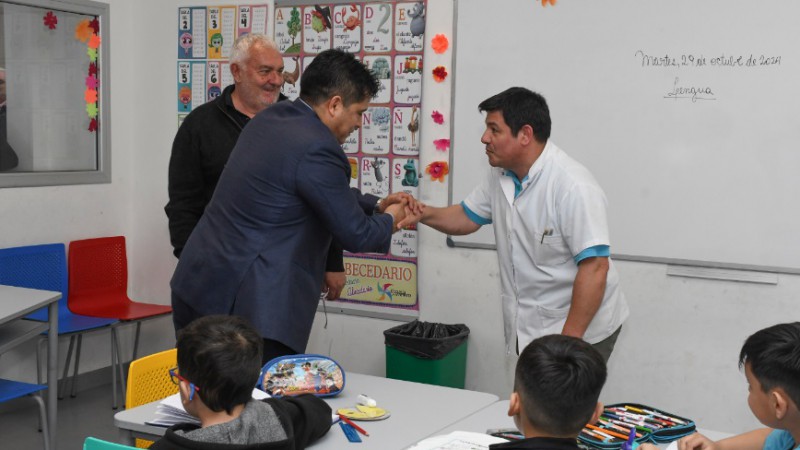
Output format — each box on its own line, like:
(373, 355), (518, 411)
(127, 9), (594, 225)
(376, 192), (426, 233)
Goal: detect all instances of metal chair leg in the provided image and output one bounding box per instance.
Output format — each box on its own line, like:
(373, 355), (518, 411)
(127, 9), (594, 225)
(58, 335), (76, 400)
(70, 334), (83, 397)
(111, 327), (118, 410)
(132, 321), (142, 361)
(117, 327), (128, 407)
(32, 393), (50, 450)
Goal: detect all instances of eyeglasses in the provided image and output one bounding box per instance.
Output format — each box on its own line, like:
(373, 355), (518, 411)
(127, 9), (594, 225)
(169, 367), (200, 401)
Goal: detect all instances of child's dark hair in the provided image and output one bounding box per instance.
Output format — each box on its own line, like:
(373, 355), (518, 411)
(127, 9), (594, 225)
(515, 335), (607, 436)
(739, 322), (800, 408)
(177, 315), (263, 414)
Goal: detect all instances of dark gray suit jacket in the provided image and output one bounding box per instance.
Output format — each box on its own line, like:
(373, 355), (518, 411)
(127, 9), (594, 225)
(171, 99), (392, 352)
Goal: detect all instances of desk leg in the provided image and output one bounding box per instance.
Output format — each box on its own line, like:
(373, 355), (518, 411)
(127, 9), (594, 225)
(48, 301), (58, 450)
(117, 428), (135, 446)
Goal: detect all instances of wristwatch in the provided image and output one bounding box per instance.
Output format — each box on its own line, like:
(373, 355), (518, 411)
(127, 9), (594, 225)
(374, 198), (383, 213)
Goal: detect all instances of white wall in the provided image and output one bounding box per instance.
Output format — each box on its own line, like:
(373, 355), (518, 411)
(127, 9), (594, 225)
(0, 0), (794, 437)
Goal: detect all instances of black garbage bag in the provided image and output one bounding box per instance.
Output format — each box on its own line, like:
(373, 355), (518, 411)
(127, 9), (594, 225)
(384, 320), (470, 360)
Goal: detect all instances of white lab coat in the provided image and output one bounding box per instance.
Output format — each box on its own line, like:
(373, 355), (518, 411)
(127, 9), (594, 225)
(463, 141), (629, 354)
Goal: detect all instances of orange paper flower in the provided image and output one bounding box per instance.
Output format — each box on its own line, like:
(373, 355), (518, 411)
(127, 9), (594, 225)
(542, 0), (557, 6)
(75, 19), (92, 42)
(426, 161), (449, 182)
(431, 34), (449, 54)
(88, 34), (102, 49)
(84, 88), (97, 104)
(432, 66), (448, 83)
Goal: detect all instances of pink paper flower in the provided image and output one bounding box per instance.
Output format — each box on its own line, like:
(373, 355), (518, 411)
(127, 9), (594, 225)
(433, 139), (450, 152)
(425, 161), (449, 182)
(85, 75), (98, 89)
(431, 110), (444, 125)
(44, 11), (58, 30)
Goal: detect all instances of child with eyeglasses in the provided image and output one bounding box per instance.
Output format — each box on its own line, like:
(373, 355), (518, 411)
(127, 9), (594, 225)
(150, 315), (332, 450)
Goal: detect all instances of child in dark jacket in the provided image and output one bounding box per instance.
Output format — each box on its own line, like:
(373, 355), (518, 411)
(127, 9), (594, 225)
(490, 334), (607, 449)
(150, 315), (331, 450)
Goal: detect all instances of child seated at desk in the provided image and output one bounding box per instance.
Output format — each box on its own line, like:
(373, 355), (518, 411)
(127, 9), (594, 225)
(150, 315), (331, 450)
(644, 322), (800, 450)
(491, 334), (607, 449)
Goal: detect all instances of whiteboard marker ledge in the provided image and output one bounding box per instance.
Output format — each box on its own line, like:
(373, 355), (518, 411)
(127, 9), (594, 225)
(666, 265), (778, 285)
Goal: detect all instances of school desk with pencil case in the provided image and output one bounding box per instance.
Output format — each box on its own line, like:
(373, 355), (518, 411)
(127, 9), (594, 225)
(578, 403), (696, 449)
(257, 354), (345, 398)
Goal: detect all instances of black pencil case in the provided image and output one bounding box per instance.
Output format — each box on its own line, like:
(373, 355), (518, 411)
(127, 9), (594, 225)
(577, 403), (696, 449)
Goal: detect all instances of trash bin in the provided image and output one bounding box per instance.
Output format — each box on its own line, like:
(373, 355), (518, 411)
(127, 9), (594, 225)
(384, 320), (470, 388)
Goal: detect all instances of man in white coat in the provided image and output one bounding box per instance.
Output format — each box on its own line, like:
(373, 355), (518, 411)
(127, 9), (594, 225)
(419, 87), (628, 361)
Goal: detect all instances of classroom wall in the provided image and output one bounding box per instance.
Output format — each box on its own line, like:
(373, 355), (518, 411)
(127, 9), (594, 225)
(0, 0), (795, 436)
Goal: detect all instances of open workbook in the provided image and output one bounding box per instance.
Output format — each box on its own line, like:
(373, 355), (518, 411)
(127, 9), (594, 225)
(145, 388), (270, 427)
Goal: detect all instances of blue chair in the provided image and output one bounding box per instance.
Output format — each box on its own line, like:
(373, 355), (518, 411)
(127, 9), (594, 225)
(0, 378), (49, 450)
(0, 243), (119, 400)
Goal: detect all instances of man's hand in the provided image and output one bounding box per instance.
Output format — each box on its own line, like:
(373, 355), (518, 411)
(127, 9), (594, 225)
(323, 271), (345, 300)
(384, 202), (407, 233)
(378, 192), (423, 216)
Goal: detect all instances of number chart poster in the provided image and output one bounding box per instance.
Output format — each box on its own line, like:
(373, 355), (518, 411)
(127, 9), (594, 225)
(275, 1), (426, 312)
(177, 4), (269, 117)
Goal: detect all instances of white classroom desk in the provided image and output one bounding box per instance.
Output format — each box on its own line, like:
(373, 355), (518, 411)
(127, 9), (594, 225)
(115, 372), (499, 449)
(0, 284), (60, 450)
(426, 400), (733, 446)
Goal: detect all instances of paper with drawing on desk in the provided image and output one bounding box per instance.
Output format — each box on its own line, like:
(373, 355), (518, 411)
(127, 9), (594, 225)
(406, 431), (509, 450)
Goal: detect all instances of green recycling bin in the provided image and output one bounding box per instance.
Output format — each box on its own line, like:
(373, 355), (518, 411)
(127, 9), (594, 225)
(384, 320), (470, 389)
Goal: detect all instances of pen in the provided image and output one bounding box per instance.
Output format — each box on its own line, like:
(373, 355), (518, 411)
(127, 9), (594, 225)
(339, 414), (369, 437)
(540, 229), (553, 244)
(586, 424), (627, 440)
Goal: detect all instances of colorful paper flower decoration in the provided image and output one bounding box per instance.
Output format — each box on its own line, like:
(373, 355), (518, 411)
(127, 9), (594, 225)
(85, 75), (98, 89)
(88, 63), (98, 77)
(431, 34), (449, 54)
(87, 48), (98, 62)
(84, 89), (97, 104)
(431, 110), (444, 125)
(432, 66), (448, 83)
(86, 103), (98, 118)
(433, 138), (450, 152)
(43, 11), (58, 30)
(75, 20), (92, 42)
(89, 18), (99, 33)
(88, 34), (102, 49)
(88, 118), (98, 132)
(426, 161), (449, 182)
(541, 0), (556, 6)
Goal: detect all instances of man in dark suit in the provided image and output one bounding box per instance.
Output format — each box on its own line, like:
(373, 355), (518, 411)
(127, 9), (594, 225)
(170, 49), (412, 363)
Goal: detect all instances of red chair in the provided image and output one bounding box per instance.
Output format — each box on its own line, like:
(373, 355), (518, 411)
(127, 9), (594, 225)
(67, 236), (172, 408)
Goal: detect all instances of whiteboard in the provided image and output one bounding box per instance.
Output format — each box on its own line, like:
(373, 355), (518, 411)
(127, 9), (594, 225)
(449, 0), (800, 271)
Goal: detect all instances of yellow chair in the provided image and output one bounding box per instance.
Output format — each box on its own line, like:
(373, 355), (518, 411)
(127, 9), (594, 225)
(125, 348), (178, 448)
